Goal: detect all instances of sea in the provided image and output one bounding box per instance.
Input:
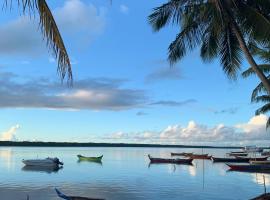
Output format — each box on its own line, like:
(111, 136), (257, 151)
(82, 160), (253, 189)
(0, 147), (267, 200)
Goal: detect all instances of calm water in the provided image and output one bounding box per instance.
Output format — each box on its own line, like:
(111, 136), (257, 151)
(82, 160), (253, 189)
(0, 147), (268, 200)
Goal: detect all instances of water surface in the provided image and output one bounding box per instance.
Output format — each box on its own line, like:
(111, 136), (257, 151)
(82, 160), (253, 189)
(0, 147), (267, 199)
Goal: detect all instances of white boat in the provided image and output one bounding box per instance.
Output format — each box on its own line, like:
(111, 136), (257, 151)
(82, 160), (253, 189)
(22, 157), (63, 167)
(242, 146), (263, 153)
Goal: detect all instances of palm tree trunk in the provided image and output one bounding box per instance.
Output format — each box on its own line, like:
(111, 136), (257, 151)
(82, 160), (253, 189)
(230, 22), (270, 94)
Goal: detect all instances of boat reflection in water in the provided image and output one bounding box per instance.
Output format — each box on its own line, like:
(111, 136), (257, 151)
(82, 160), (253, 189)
(77, 159), (103, 166)
(21, 165), (63, 174)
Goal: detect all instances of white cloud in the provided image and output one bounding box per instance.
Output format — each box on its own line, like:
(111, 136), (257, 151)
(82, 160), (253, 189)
(120, 4), (129, 14)
(55, 0), (106, 37)
(0, 125), (20, 141)
(103, 115), (270, 145)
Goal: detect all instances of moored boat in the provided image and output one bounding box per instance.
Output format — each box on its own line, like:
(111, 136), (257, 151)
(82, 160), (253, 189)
(55, 188), (105, 200)
(242, 146), (263, 153)
(249, 160), (270, 165)
(226, 163), (270, 171)
(235, 156), (268, 161)
(211, 156), (250, 163)
(228, 152), (248, 157)
(171, 152), (193, 157)
(250, 193), (270, 200)
(188, 154), (211, 159)
(77, 155), (103, 162)
(22, 157), (63, 167)
(148, 154), (193, 164)
(261, 151), (270, 156)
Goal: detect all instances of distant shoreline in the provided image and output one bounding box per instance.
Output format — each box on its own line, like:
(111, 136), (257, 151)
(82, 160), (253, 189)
(0, 141), (248, 149)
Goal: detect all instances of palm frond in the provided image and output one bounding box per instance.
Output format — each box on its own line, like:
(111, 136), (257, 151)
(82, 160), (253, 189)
(266, 117), (270, 129)
(253, 95), (270, 103)
(3, 0), (72, 84)
(242, 64), (270, 78)
(219, 24), (242, 79)
(38, 0), (72, 84)
(255, 103), (270, 115)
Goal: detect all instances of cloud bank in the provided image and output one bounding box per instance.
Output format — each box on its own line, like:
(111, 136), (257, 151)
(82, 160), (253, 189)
(103, 115), (270, 145)
(0, 72), (146, 111)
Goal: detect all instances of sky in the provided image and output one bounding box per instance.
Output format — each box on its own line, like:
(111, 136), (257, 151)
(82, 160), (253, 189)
(0, 0), (269, 146)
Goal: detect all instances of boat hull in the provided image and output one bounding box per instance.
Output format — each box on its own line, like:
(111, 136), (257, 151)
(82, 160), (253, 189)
(211, 157), (249, 163)
(188, 154), (211, 159)
(227, 163), (270, 171)
(148, 155), (193, 164)
(171, 152), (193, 157)
(77, 155), (103, 162)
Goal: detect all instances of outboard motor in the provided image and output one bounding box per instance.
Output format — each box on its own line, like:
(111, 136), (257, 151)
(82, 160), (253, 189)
(53, 157), (64, 165)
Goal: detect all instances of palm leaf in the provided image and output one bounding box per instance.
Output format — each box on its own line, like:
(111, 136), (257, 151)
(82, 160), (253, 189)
(253, 95), (270, 103)
(3, 0), (72, 84)
(242, 64), (270, 78)
(256, 103), (270, 115)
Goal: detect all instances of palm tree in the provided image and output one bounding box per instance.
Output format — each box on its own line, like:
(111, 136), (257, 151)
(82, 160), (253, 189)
(242, 64), (270, 128)
(4, 0), (72, 84)
(148, 0), (270, 94)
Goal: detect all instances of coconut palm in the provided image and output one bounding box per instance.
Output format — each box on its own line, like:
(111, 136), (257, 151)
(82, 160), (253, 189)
(242, 63), (270, 128)
(148, 0), (270, 94)
(4, 0), (72, 84)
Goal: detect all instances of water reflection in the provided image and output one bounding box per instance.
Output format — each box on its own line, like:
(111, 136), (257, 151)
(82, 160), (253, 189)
(77, 159), (103, 166)
(252, 173), (270, 186)
(21, 165), (63, 174)
(0, 148), (13, 170)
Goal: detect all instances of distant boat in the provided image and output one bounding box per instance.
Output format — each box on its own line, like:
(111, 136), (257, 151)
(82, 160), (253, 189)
(227, 152), (248, 157)
(171, 152), (193, 157)
(249, 160), (270, 165)
(242, 146), (263, 153)
(188, 154), (211, 159)
(55, 188), (105, 200)
(148, 154), (193, 164)
(261, 151), (270, 156)
(235, 156), (268, 161)
(211, 157), (250, 163)
(77, 155), (103, 162)
(22, 157), (63, 167)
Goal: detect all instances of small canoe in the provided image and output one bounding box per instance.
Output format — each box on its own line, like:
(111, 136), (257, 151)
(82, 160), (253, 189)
(55, 188), (105, 200)
(148, 154), (193, 164)
(22, 157), (63, 167)
(188, 154), (211, 159)
(171, 152), (193, 157)
(77, 155), (103, 162)
(211, 157), (250, 163)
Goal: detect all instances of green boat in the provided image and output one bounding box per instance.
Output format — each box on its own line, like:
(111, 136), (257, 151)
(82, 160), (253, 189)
(77, 155), (103, 162)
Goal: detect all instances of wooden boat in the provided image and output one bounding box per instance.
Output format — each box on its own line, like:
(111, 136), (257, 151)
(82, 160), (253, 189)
(22, 157), (63, 167)
(188, 154), (211, 159)
(171, 152), (193, 157)
(55, 188), (105, 200)
(148, 154), (193, 164)
(249, 160), (270, 165)
(77, 155), (103, 162)
(226, 163), (270, 171)
(211, 156), (250, 163)
(235, 156), (268, 161)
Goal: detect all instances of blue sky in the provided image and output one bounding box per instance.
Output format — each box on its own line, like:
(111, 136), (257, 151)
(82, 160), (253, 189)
(0, 0), (268, 145)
